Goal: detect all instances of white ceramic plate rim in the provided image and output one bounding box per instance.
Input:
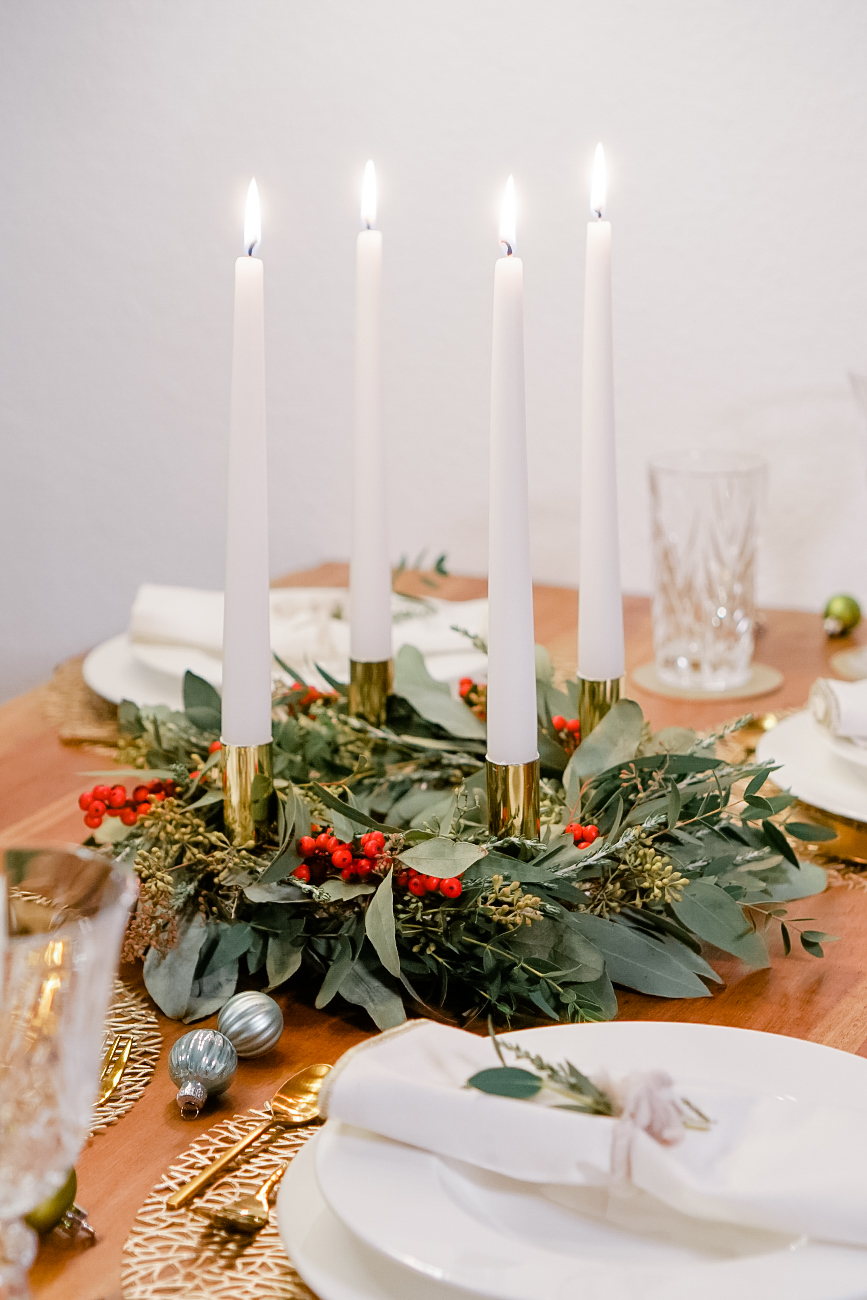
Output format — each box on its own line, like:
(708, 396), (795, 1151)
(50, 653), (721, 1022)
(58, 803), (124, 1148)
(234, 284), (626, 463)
(278, 1129), (485, 1300)
(313, 1022), (867, 1300)
(755, 710), (867, 820)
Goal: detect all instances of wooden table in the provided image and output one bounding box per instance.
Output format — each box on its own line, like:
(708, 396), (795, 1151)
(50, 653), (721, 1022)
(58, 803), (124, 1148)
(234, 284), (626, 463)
(4, 565), (867, 1300)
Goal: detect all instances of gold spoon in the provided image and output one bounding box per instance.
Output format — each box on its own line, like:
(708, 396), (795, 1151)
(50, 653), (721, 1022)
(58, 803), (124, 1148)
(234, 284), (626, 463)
(192, 1163), (286, 1234)
(166, 1063), (331, 1210)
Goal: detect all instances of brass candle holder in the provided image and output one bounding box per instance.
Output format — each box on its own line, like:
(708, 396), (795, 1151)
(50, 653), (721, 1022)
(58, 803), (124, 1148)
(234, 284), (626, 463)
(577, 676), (623, 740)
(348, 659), (392, 727)
(486, 758), (540, 839)
(221, 742), (275, 845)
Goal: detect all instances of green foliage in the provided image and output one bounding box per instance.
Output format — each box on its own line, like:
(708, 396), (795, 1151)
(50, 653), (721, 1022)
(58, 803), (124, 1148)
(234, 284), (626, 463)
(114, 673), (839, 1031)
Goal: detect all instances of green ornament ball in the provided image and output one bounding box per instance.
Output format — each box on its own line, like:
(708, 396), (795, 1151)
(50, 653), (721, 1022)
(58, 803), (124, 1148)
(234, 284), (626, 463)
(25, 1168), (77, 1236)
(823, 594), (862, 637)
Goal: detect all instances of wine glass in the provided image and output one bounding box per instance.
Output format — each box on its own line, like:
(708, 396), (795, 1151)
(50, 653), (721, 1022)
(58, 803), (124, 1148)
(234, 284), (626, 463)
(0, 847), (137, 1299)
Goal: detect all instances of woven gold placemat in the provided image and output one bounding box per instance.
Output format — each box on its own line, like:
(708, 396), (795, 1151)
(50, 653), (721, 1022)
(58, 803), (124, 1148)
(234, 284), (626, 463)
(91, 979), (162, 1137)
(122, 1109), (318, 1300)
(42, 653), (119, 747)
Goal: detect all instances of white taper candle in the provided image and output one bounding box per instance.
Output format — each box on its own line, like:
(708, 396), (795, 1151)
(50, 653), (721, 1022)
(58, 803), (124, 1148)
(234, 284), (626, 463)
(486, 176), (539, 766)
(350, 161), (392, 663)
(578, 145), (625, 681)
(221, 179), (273, 746)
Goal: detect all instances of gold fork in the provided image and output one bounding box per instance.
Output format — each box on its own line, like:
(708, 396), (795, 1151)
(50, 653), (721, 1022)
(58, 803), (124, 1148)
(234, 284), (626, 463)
(96, 1035), (132, 1105)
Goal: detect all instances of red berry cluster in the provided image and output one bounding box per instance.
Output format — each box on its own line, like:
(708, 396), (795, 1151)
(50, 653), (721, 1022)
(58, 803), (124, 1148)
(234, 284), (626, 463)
(565, 821), (599, 846)
(395, 868), (462, 899)
(79, 779), (178, 831)
(292, 827), (388, 885)
(551, 715), (581, 752)
(458, 678), (487, 721)
(277, 682), (337, 714)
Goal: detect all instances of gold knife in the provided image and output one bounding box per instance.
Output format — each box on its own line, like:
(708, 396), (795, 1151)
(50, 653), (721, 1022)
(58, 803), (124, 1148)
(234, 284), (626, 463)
(96, 1036), (132, 1104)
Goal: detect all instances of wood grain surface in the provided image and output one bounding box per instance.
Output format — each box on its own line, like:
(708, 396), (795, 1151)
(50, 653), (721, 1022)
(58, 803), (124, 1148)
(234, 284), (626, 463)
(3, 564), (865, 1300)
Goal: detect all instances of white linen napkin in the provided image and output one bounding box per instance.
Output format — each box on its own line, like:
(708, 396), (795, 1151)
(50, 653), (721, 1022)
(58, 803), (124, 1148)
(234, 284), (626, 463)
(318, 1020), (867, 1249)
(810, 676), (867, 743)
(128, 583), (488, 685)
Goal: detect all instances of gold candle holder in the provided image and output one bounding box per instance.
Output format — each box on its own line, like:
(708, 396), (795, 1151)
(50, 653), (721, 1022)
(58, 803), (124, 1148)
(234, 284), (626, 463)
(348, 659), (392, 727)
(486, 758), (540, 839)
(577, 676), (623, 740)
(221, 742), (275, 845)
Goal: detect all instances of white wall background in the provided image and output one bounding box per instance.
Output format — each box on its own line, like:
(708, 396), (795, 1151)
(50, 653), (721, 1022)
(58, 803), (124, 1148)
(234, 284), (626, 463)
(1, 0), (866, 701)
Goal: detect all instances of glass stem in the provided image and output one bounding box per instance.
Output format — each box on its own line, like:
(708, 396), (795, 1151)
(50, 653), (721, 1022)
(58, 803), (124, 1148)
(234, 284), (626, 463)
(0, 1218), (37, 1300)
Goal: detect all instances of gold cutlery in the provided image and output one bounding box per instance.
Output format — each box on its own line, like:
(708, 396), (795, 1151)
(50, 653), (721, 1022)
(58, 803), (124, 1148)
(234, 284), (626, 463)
(96, 1035), (132, 1105)
(166, 1063), (330, 1210)
(191, 1162), (287, 1233)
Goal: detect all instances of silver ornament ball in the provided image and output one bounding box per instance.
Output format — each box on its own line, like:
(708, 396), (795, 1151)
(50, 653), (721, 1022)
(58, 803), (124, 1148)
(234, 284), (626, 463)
(168, 1029), (237, 1117)
(217, 991), (284, 1058)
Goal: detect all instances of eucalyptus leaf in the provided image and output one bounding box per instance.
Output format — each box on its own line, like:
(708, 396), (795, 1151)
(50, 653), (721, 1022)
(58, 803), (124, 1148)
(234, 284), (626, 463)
(143, 912), (208, 1019)
(761, 818), (801, 868)
(785, 821), (838, 843)
(266, 925), (305, 989)
(184, 960), (239, 1021)
(397, 837), (487, 878)
(563, 699), (644, 783)
(204, 922), (253, 973)
(762, 860), (828, 902)
(244, 881), (305, 903)
(466, 1067), (543, 1099)
(314, 935), (355, 1008)
(671, 881), (770, 967)
(392, 646), (487, 739)
(339, 955), (407, 1030)
(566, 912), (712, 998)
(183, 670), (222, 716)
(365, 870), (401, 977)
(311, 782), (399, 833)
(318, 878), (376, 902)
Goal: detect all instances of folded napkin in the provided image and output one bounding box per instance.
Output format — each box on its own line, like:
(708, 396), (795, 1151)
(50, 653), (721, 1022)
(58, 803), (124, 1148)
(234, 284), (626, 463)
(810, 676), (867, 742)
(128, 583), (488, 685)
(319, 1020), (867, 1249)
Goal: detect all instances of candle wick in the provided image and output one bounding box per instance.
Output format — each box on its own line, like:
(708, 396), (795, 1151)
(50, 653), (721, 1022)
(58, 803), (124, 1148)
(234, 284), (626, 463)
(593, 208), (603, 220)
(500, 240), (513, 257)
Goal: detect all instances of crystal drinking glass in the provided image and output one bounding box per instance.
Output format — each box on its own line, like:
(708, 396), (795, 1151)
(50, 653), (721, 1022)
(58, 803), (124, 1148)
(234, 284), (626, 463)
(0, 847), (137, 1299)
(649, 453), (766, 692)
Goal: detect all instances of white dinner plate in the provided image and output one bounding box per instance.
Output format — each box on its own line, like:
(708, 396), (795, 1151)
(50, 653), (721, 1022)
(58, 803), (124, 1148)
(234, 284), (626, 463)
(818, 728), (867, 772)
(82, 632), (185, 710)
(277, 1128), (483, 1300)
(755, 709), (867, 820)
(314, 1022), (867, 1300)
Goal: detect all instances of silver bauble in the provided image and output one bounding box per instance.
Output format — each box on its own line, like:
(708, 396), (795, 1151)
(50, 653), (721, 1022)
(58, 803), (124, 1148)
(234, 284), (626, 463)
(217, 991), (284, 1058)
(168, 1028), (237, 1118)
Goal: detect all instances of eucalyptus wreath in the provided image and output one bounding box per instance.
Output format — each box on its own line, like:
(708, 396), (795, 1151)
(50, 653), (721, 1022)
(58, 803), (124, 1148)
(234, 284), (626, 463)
(89, 646), (837, 1029)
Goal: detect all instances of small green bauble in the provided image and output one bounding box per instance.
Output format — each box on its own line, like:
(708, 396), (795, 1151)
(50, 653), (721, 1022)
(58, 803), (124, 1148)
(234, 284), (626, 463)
(823, 594), (862, 637)
(25, 1169), (77, 1236)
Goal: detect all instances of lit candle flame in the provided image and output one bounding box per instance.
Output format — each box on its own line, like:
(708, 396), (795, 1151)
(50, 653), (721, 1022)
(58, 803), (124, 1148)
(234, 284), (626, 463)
(591, 144), (606, 219)
(244, 178), (261, 256)
(361, 160), (377, 229)
(499, 175), (516, 256)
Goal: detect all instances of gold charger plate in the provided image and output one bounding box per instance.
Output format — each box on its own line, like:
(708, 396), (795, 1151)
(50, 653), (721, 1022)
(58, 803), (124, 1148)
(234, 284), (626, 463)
(91, 978), (162, 1136)
(122, 1107), (318, 1300)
